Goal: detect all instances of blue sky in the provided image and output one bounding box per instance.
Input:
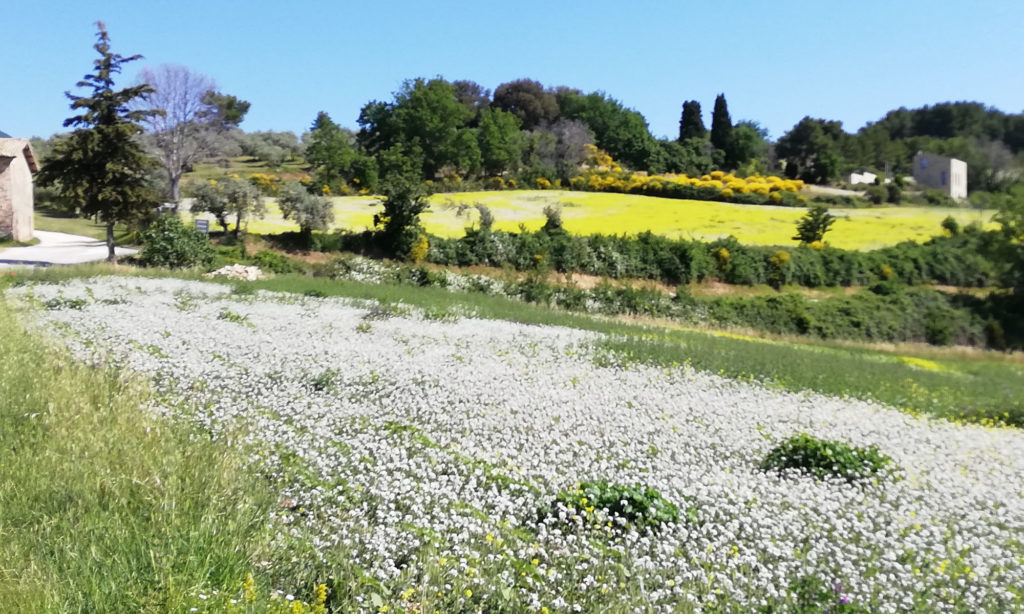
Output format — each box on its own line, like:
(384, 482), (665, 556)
(5, 0), (1022, 141)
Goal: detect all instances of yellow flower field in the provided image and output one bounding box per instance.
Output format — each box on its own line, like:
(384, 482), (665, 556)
(186, 190), (996, 251)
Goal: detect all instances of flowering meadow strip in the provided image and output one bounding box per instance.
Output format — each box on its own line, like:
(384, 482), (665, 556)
(10, 277), (1024, 612)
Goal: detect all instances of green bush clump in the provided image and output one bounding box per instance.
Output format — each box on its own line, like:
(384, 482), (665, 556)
(553, 481), (682, 529)
(249, 250), (302, 274)
(138, 215), (214, 269)
(761, 433), (896, 482)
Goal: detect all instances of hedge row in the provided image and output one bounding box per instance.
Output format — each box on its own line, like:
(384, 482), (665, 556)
(423, 226), (1007, 289)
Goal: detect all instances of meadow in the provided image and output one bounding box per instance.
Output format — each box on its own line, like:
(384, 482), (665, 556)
(3, 271), (1023, 612)
(184, 190), (995, 251)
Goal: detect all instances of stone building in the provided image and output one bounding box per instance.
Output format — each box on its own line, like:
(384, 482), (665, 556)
(0, 138), (38, 242)
(912, 151), (967, 200)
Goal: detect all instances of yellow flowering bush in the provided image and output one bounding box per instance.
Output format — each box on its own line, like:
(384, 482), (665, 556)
(536, 177), (552, 189)
(409, 234), (429, 263)
(248, 173), (281, 196)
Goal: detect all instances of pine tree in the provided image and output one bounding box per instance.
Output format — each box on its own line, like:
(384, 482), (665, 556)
(36, 22), (161, 261)
(710, 93), (733, 157)
(678, 100), (706, 141)
(792, 205), (836, 244)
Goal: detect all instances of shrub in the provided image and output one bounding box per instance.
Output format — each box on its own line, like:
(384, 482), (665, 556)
(886, 182), (902, 204)
(553, 481), (682, 529)
(760, 433), (896, 482)
(249, 250), (300, 275)
(138, 215), (214, 269)
(865, 185), (887, 205)
(941, 215), (960, 237)
(793, 206), (836, 244)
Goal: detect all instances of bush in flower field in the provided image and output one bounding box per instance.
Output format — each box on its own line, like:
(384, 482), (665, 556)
(249, 250), (302, 274)
(138, 215), (215, 269)
(760, 433), (896, 482)
(553, 481), (681, 529)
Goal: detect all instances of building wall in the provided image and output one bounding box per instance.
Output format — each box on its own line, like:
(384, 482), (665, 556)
(912, 152), (968, 200)
(949, 158), (968, 200)
(0, 150), (35, 242)
(849, 171), (877, 185)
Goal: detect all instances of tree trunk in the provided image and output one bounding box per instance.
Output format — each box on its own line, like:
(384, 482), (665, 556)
(106, 222), (117, 263)
(234, 210), (242, 239)
(169, 170), (182, 204)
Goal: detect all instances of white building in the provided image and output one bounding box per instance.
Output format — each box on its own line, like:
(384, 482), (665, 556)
(847, 171), (877, 186)
(912, 151), (967, 200)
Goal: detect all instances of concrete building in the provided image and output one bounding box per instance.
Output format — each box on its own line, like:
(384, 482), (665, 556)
(847, 170), (877, 186)
(912, 151), (967, 200)
(0, 138), (39, 242)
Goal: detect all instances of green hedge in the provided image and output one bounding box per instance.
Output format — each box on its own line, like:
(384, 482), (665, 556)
(425, 225), (1005, 289)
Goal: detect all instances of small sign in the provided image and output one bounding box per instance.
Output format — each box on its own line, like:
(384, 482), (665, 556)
(195, 219), (210, 234)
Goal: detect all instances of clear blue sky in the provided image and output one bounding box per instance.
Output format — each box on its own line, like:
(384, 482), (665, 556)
(5, 0), (1022, 141)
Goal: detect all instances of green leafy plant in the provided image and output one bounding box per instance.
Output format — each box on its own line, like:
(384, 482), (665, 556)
(138, 215), (214, 269)
(217, 309), (252, 327)
(553, 481), (683, 529)
(249, 250), (301, 274)
(760, 433), (896, 482)
(44, 297), (87, 310)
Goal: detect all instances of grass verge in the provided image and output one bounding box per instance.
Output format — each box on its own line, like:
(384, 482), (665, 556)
(33, 206), (136, 244)
(0, 291), (285, 612)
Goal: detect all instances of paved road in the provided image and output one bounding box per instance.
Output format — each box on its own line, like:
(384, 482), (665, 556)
(0, 230), (138, 266)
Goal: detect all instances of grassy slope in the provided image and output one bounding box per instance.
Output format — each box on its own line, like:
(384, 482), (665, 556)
(32, 206), (136, 243)
(0, 288), (293, 612)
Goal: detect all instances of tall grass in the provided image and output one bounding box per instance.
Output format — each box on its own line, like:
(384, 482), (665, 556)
(0, 296), (281, 612)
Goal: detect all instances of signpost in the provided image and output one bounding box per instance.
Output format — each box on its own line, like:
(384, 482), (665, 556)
(194, 219), (210, 234)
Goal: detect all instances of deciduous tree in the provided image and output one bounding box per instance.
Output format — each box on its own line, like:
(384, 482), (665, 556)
(477, 108), (524, 176)
(492, 79), (558, 131)
(135, 64), (249, 202)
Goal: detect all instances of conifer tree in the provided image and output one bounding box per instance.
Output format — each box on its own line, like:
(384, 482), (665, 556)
(678, 100), (706, 141)
(37, 22), (161, 261)
(710, 93), (733, 157)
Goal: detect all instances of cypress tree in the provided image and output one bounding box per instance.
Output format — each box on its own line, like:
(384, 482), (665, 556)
(678, 100), (706, 141)
(710, 93), (733, 155)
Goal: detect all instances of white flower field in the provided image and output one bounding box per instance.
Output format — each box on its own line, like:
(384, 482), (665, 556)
(12, 277), (1024, 613)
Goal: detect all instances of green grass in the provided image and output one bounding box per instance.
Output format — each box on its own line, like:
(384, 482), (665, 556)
(32, 205), (136, 244)
(0, 290), (290, 612)
(186, 156), (309, 183)
(12, 264), (1022, 427)
(0, 237), (40, 248)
